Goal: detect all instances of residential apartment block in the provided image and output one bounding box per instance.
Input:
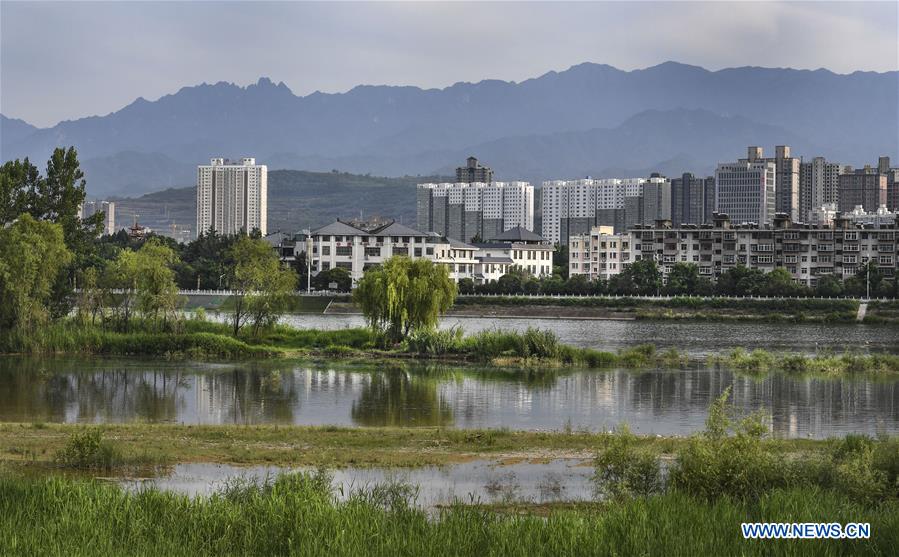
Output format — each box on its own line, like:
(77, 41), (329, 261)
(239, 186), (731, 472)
(456, 156), (494, 184)
(416, 181), (534, 242)
(541, 177), (657, 244)
(79, 200), (116, 235)
(630, 214), (897, 287)
(196, 157), (267, 237)
(714, 160), (776, 225)
(799, 157), (848, 222)
(838, 168), (887, 213)
(568, 226), (632, 281)
(741, 146), (800, 221)
(671, 173), (715, 226)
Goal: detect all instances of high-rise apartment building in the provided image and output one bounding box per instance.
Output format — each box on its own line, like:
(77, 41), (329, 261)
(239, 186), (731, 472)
(799, 157), (848, 221)
(715, 160), (776, 224)
(79, 200), (116, 235)
(838, 168), (887, 213)
(624, 175), (672, 229)
(671, 173), (715, 226)
(416, 181), (533, 242)
(541, 178), (646, 244)
(742, 146), (800, 221)
(456, 156), (494, 184)
(877, 156), (899, 211)
(196, 157), (267, 237)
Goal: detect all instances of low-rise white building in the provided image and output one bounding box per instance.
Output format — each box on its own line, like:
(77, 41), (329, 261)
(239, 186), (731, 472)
(569, 226), (633, 281)
(473, 227), (554, 283)
(309, 220), (478, 287)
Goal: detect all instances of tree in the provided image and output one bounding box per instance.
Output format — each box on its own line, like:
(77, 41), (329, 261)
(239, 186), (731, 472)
(759, 268), (802, 297)
(716, 265), (766, 296)
(497, 266), (528, 294)
(311, 267), (352, 292)
(552, 244), (569, 279)
(610, 260), (661, 295)
(227, 236), (297, 337)
(665, 263), (713, 296)
(565, 273), (592, 295)
(133, 239), (181, 326)
(457, 277), (475, 295)
(814, 274), (844, 297)
(353, 257), (456, 343)
(0, 215), (73, 332)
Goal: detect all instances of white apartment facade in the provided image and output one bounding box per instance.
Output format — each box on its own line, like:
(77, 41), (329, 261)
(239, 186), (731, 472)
(715, 161), (776, 225)
(416, 181), (534, 242)
(309, 220), (478, 286)
(79, 200), (116, 235)
(541, 178), (649, 244)
(568, 226), (633, 281)
(196, 157), (267, 237)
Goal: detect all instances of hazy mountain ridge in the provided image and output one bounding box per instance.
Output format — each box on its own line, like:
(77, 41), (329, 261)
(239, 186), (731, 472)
(2, 61), (897, 196)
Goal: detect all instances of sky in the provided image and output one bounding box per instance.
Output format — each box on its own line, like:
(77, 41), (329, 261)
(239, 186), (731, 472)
(2, 1), (897, 128)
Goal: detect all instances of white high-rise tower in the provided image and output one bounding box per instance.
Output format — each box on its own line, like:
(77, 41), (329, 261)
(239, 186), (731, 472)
(196, 157), (267, 237)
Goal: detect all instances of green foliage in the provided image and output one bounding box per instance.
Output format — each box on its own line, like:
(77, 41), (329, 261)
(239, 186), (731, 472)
(354, 257), (457, 343)
(0, 214), (73, 331)
(3, 475), (898, 556)
(593, 424), (662, 499)
(664, 263), (714, 295)
(227, 236), (298, 337)
(311, 267), (352, 292)
(54, 429), (121, 470)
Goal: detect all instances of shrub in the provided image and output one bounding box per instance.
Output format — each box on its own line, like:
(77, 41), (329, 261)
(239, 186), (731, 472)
(54, 430), (121, 470)
(593, 425), (662, 500)
(406, 327), (464, 355)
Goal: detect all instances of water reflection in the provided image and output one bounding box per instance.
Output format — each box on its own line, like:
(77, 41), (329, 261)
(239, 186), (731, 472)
(1, 357), (897, 438)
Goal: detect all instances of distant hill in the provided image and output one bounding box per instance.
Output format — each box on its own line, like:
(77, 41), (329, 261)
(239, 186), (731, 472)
(112, 169), (449, 237)
(2, 61), (897, 196)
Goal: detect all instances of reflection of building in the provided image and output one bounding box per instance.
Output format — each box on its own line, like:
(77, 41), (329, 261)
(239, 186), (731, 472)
(79, 200), (115, 235)
(569, 226), (633, 280)
(416, 181), (534, 241)
(196, 157), (267, 237)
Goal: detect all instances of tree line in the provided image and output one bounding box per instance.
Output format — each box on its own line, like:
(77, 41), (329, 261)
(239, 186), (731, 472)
(0, 148), (297, 339)
(458, 260), (898, 298)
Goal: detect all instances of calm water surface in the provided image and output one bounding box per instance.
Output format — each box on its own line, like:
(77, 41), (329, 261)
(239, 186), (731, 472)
(2, 357), (897, 438)
(121, 459), (594, 505)
(261, 314), (899, 356)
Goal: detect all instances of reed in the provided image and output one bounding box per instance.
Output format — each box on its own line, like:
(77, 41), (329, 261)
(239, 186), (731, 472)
(1, 474), (896, 556)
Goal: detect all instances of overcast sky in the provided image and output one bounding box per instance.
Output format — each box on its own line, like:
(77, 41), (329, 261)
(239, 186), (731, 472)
(2, 1), (897, 128)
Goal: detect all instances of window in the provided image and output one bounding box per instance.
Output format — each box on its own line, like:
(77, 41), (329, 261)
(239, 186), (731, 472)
(336, 246), (352, 256)
(322, 246), (331, 256)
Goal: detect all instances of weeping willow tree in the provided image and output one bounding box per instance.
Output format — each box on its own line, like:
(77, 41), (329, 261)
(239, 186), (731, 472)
(353, 256), (456, 343)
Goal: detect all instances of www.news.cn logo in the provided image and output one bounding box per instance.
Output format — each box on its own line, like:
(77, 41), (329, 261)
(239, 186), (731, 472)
(742, 522), (871, 540)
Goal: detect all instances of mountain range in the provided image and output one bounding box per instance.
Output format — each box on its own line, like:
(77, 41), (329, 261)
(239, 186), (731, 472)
(2, 61), (897, 197)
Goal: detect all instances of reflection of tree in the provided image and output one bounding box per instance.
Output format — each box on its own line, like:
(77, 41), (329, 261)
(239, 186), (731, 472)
(214, 366), (299, 424)
(351, 370), (453, 427)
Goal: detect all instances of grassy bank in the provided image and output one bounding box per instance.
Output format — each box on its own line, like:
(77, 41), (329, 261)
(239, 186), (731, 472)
(2, 475), (896, 557)
(0, 423), (824, 469)
(4, 319), (899, 376)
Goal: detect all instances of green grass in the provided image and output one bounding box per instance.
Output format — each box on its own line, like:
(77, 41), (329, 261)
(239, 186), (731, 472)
(713, 348), (899, 376)
(0, 475), (895, 557)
